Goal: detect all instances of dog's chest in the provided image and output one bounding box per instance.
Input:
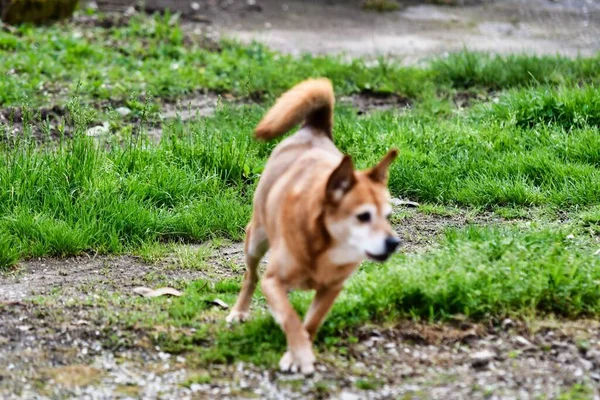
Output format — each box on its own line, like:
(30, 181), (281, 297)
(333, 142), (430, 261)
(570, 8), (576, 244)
(290, 261), (359, 291)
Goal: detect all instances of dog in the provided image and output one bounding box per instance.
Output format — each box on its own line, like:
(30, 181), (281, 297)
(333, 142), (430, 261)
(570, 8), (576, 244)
(226, 78), (400, 374)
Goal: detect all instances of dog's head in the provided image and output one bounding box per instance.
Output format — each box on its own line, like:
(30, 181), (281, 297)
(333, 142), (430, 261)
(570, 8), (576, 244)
(324, 149), (400, 264)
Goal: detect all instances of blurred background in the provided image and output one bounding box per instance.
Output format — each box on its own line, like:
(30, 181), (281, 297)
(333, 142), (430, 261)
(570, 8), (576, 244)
(88, 0), (600, 62)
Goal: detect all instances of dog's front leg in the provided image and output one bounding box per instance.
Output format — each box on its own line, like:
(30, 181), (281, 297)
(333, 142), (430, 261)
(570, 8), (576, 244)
(261, 273), (316, 374)
(303, 284), (343, 341)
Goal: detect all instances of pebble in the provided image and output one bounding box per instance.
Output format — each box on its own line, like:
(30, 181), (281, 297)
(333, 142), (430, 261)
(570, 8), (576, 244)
(116, 107), (131, 117)
(86, 123), (109, 137)
(470, 350), (496, 368)
(514, 336), (534, 348)
(501, 318), (515, 329)
(339, 391), (361, 400)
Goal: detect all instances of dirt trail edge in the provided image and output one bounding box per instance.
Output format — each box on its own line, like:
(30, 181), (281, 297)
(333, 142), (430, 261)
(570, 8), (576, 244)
(96, 0), (600, 62)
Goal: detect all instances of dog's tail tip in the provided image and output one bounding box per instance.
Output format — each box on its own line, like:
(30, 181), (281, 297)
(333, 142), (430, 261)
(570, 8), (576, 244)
(254, 78), (335, 141)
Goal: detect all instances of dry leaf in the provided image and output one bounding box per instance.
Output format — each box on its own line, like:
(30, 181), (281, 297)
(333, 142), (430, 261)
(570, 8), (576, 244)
(133, 287), (183, 298)
(210, 298), (229, 309)
(390, 198), (420, 208)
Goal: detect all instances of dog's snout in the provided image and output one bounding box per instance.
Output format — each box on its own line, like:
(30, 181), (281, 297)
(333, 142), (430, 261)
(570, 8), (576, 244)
(385, 236), (400, 253)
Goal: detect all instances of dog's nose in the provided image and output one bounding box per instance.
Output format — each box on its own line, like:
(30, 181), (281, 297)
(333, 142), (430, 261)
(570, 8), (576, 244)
(385, 236), (400, 253)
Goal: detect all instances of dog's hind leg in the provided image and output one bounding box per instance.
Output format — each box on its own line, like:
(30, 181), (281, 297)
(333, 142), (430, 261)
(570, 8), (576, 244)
(226, 221), (268, 323)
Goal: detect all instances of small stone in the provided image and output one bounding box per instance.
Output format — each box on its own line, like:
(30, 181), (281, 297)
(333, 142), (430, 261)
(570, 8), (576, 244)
(246, 0), (262, 11)
(586, 349), (600, 367)
(86, 123), (109, 137)
(124, 6), (136, 16)
(86, 1), (98, 10)
(339, 391), (361, 400)
(190, 383), (202, 392)
(514, 336), (534, 348)
(191, 2), (200, 10)
(580, 358), (593, 371)
(566, 234), (575, 239)
(470, 350), (495, 368)
(264, 22), (272, 29)
(501, 318), (515, 329)
(116, 107), (131, 117)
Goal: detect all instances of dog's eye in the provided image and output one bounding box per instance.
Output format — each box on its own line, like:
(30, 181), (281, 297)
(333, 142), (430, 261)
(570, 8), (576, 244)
(357, 212), (371, 223)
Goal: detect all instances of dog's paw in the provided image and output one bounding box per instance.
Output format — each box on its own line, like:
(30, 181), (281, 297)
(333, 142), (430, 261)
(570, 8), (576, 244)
(279, 349), (316, 375)
(225, 310), (250, 324)
(278, 351), (295, 372)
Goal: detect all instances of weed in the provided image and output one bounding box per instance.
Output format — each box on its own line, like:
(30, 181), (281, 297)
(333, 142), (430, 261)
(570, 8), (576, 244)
(362, 0), (400, 12)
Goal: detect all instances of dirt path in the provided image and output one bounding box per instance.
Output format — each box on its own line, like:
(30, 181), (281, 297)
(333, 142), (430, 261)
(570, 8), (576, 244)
(95, 0), (600, 62)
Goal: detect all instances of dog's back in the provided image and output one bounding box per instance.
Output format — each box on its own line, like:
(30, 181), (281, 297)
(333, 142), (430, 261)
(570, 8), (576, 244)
(252, 79), (343, 227)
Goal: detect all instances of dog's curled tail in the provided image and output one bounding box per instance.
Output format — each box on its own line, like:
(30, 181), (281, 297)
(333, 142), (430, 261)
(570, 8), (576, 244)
(254, 78), (334, 140)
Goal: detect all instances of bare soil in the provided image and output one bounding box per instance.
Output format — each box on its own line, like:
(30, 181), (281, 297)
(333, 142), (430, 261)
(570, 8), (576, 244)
(2, 297), (599, 399)
(94, 0), (600, 62)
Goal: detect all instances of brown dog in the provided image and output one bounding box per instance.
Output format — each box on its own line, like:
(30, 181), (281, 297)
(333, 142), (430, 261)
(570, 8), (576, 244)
(226, 78), (400, 374)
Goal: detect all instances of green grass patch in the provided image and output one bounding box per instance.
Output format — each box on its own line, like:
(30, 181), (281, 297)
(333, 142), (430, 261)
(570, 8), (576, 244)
(362, 0), (400, 12)
(2, 85), (600, 268)
(432, 51), (600, 90)
(0, 101), (258, 268)
(0, 13), (431, 107)
(1, 14), (600, 109)
(480, 84), (600, 129)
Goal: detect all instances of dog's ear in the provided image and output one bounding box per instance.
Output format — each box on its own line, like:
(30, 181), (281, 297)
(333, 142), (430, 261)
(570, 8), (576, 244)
(326, 155), (356, 203)
(367, 148), (398, 184)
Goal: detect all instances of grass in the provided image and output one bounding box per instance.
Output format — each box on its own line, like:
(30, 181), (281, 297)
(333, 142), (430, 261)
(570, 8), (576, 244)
(0, 12), (432, 107)
(2, 13), (600, 109)
(431, 51), (600, 90)
(0, 100), (255, 264)
(2, 93), (600, 268)
(362, 0), (400, 12)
